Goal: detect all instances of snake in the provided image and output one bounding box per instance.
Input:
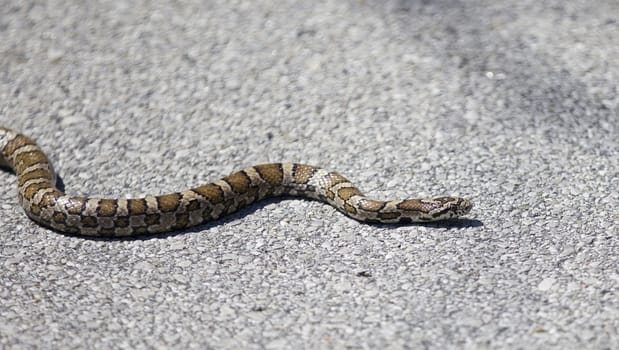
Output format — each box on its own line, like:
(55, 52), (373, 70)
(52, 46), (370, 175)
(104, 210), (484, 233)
(0, 127), (472, 237)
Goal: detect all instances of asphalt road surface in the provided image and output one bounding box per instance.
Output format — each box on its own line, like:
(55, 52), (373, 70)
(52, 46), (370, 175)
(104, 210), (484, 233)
(1, 0), (617, 348)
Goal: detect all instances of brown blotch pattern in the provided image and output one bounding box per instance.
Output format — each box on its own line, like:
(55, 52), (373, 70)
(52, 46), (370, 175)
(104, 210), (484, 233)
(114, 216), (130, 228)
(17, 168), (53, 187)
(254, 164), (283, 186)
(30, 205), (41, 216)
(157, 193), (181, 212)
(173, 213), (190, 229)
(4, 135), (37, 157)
(324, 172), (350, 187)
(224, 171), (252, 193)
(377, 212), (401, 220)
(23, 181), (51, 201)
(97, 199), (118, 217)
(14, 151), (50, 174)
(343, 203), (357, 214)
(144, 214), (160, 226)
(81, 216), (99, 228)
(52, 212), (67, 223)
(192, 184), (224, 203)
(128, 198), (147, 215)
(187, 199), (201, 211)
(244, 186), (259, 199)
(337, 187), (363, 201)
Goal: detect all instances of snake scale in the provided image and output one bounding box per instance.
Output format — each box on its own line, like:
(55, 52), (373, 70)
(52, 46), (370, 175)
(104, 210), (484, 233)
(0, 127), (472, 237)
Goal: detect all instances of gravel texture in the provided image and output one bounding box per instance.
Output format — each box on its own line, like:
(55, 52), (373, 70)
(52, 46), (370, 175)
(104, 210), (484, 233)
(1, 0), (618, 349)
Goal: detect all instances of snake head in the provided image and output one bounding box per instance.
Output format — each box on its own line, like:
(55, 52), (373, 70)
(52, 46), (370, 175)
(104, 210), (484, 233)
(430, 196), (473, 219)
(455, 197), (473, 216)
(451, 197), (473, 216)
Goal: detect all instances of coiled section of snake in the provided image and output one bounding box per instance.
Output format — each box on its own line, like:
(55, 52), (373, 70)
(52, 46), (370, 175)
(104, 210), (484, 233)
(0, 127), (472, 237)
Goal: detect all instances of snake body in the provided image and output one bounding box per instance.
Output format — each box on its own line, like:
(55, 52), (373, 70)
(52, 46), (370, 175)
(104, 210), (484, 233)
(0, 127), (472, 237)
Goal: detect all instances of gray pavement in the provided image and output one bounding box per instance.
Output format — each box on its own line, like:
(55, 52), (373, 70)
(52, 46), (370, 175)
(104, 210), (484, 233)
(1, 0), (618, 348)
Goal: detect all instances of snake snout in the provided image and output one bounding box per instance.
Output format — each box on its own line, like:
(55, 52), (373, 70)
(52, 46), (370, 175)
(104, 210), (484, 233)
(455, 198), (473, 215)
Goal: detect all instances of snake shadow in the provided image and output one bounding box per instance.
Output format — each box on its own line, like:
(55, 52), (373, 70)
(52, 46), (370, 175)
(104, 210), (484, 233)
(364, 217), (483, 230)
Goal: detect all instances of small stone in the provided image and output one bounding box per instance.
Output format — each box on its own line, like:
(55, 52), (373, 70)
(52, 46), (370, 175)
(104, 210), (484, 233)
(537, 277), (555, 291)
